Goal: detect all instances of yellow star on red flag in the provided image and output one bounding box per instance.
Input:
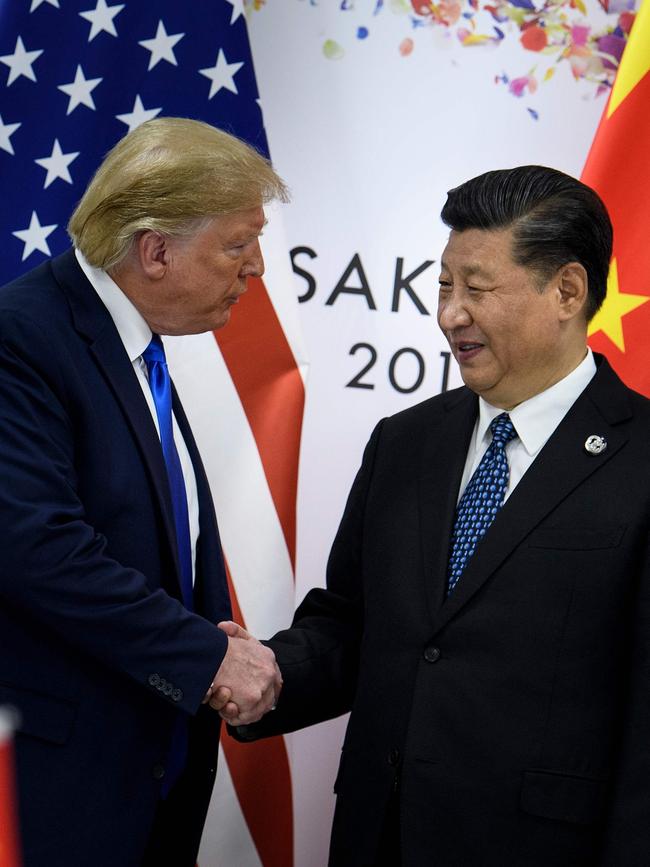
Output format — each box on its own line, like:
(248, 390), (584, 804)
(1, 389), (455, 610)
(582, 1), (650, 395)
(588, 259), (650, 352)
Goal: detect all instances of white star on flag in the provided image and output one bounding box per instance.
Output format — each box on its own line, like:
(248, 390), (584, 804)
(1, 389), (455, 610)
(34, 139), (80, 188)
(139, 20), (185, 71)
(30, 0), (60, 11)
(0, 36), (43, 86)
(79, 0), (125, 42)
(115, 95), (162, 132)
(225, 0), (245, 24)
(58, 65), (102, 115)
(199, 49), (244, 99)
(12, 211), (58, 261)
(0, 115), (21, 155)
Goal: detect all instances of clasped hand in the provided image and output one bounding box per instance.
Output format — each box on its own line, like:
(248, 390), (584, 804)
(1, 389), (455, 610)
(203, 621), (282, 725)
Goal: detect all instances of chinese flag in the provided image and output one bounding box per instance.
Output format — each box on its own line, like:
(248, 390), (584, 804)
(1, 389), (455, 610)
(0, 715), (21, 867)
(582, 0), (650, 397)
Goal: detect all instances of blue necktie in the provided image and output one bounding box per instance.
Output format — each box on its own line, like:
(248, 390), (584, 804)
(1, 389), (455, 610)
(447, 413), (518, 594)
(142, 335), (193, 612)
(142, 335), (192, 797)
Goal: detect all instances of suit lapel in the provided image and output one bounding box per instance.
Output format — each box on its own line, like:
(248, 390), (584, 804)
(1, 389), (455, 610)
(51, 250), (182, 594)
(418, 388), (477, 620)
(172, 387), (231, 620)
(430, 357), (632, 636)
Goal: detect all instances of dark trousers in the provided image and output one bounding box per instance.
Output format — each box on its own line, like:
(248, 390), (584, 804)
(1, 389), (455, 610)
(141, 763), (214, 867)
(142, 710), (220, 867)
(372, 788), (401, 867)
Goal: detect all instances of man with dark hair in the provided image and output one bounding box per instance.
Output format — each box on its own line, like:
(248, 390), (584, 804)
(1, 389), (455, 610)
(226, 165), (650, 866)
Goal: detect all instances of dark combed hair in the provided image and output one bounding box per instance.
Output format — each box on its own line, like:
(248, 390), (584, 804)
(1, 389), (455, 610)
(440, 165), (612, 320)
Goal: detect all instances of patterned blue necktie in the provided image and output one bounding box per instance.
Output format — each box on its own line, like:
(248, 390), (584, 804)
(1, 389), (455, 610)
(142, 335), (193, 612)
(447, 413), (518, 594)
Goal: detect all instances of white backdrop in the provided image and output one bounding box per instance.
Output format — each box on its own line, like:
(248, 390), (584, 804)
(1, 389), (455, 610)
(247, 2), (616, 863)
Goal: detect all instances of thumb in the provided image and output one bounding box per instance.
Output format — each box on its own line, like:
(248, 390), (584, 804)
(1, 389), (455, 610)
(218, 620), (249, 639)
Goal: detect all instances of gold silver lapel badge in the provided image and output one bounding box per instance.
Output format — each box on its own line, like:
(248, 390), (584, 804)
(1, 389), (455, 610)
(584, 434), (607, 456)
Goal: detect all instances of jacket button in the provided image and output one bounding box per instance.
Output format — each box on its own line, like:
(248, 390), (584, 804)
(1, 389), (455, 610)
(388, 748), (400, 766)
(423, 646), (441, 663)
(171, 688), (183, 703)
(152, 764), (165, 780)
(163, 682), (173, 697)
(148, 673), (161, 688)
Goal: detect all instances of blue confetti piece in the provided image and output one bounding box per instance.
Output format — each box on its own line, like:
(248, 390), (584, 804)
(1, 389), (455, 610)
(462, 12), (475, 18)
(373, 0), (384, 13)
(527, 107), (539, 120)
(494, 26), (505, 39)
(357, 26), (369, 38)
(510, 0), (536, 8)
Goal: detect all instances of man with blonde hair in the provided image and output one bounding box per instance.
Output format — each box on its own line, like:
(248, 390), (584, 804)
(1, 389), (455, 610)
(0, 117), (286, 867)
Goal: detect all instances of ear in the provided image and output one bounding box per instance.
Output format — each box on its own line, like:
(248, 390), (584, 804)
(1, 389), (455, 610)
(136, 231), (170, 280)
(556, 262), (588, 322)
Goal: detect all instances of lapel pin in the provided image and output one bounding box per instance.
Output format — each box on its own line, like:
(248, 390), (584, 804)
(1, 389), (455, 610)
(584, 434), (607, 456)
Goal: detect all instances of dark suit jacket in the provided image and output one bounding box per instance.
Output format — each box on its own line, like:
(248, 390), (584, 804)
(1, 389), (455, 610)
(238, 354), (650, 867)
(0, 250), (231, 867)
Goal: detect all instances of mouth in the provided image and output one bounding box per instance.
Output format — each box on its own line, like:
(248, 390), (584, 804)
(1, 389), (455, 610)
(453, 340), (484, 362)
(225, 288), (246, 307)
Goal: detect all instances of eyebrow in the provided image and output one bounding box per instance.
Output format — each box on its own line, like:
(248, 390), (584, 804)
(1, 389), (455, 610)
(230, 221), (268, 243)
(439, 258), (496, 280)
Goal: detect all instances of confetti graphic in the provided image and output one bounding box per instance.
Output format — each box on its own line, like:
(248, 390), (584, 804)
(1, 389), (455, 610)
(246, 0), (640, 110)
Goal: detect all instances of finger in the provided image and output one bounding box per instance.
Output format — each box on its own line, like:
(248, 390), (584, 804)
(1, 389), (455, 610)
(217, 620), (250, 639)
(215, 699), (240, 718)
(207, 685), (232, 710)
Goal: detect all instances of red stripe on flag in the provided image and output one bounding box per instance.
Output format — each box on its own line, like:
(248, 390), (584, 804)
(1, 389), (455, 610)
(0, 728), (22, 867)
(215, 276), (305, 570)
(220, 561), (294, 867)
(582, 54), (650, 396)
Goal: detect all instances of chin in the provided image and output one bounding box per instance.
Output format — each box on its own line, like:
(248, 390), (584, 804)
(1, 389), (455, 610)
(210, 310), (232, 332)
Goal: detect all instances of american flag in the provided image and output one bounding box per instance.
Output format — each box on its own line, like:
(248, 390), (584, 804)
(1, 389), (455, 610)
(0, 2), (305, 865)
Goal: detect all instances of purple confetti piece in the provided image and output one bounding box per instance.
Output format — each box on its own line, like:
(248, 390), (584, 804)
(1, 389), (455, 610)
(527, 107), (539, 120)
(598, 33), (626, 68)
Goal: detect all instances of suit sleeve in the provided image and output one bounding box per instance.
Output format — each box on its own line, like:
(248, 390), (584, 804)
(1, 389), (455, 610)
(233, 419), (385, 741)
(0, 309), (226, 715)
(599, 533), (650, 865)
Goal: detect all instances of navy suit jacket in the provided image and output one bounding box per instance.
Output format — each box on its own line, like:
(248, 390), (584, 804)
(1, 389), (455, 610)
(0, 250), (230, 866)
(237, 355), (650, 867)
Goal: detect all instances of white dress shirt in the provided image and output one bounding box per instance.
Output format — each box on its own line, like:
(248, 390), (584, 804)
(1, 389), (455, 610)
(458, 349), (597, 504)
(75, 249), (200, 583)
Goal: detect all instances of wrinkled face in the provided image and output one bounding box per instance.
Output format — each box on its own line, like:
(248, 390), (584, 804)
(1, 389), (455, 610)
(132, 205), (266, 335)
(437, 227), (569, 409)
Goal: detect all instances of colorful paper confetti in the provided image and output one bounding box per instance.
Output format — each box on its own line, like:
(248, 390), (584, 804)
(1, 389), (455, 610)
(246, 0), (640, 111)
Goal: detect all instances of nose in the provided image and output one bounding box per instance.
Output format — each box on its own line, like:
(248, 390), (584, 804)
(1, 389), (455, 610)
(242, 239), (265, 279)
(437, 290), (472, 332)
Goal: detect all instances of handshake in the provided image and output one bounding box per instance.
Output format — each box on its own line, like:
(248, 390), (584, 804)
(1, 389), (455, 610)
(203, 621), (282, 726)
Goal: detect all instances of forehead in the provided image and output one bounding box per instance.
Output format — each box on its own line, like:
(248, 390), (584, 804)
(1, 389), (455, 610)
(440, 227), (518, 277)
(187, 206), (266, 249)
(213, 205), (266, 237)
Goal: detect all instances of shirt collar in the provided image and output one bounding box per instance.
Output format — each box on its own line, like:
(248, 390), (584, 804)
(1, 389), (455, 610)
(476, 349), (597, 457)
(75, 249), (152, 362)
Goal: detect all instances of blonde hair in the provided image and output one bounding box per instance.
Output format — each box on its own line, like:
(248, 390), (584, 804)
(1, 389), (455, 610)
(68, 117), (289, 270)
